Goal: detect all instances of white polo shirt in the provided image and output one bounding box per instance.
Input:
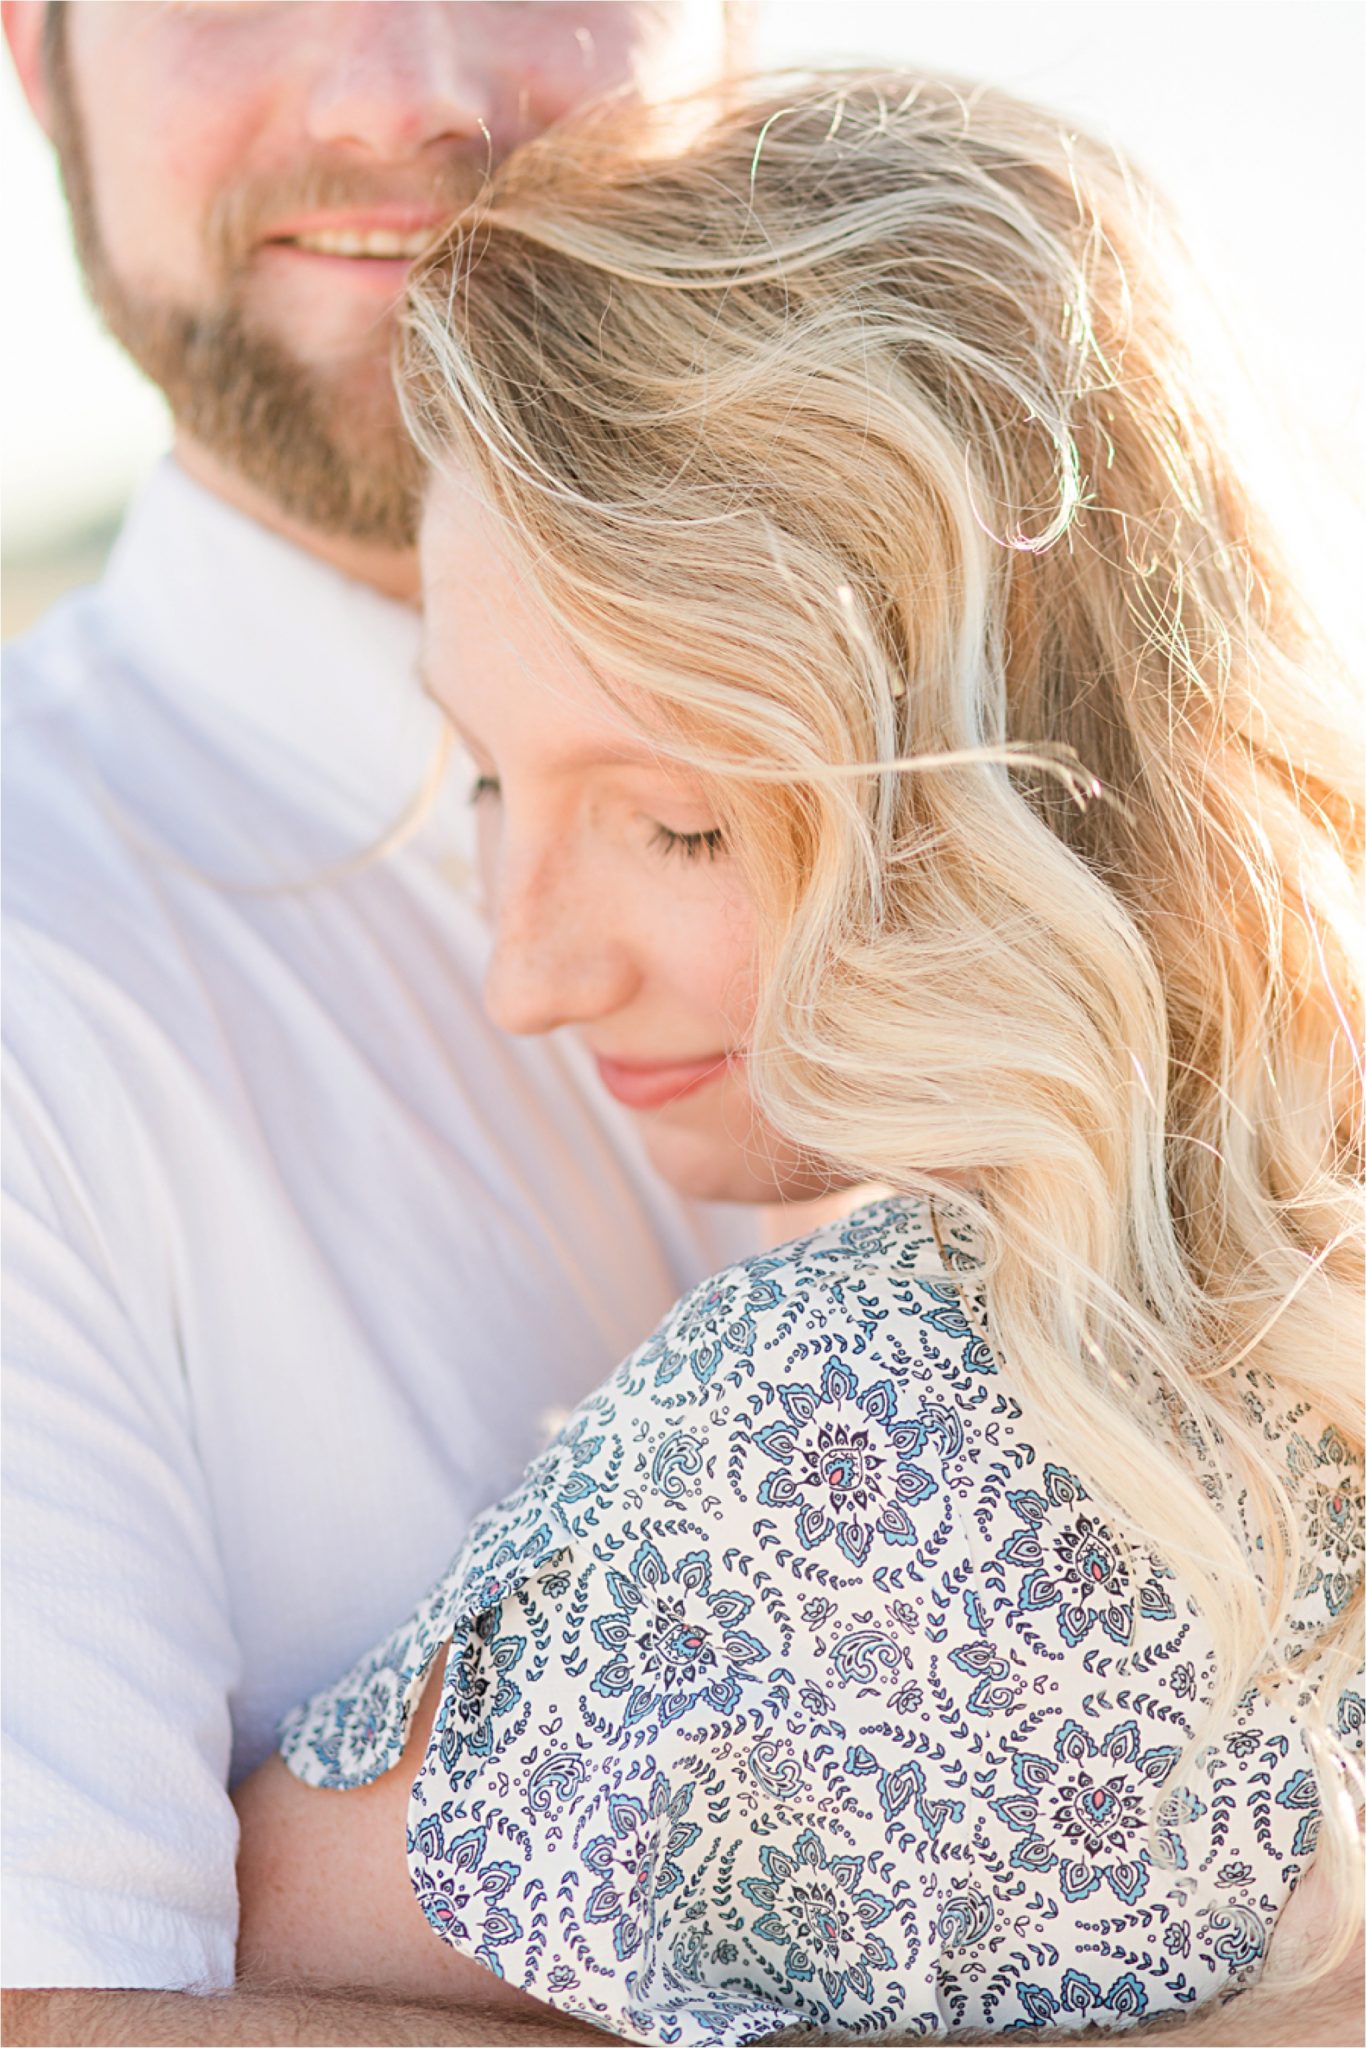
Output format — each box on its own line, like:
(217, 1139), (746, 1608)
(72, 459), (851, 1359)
(1, 463), (756, 1992)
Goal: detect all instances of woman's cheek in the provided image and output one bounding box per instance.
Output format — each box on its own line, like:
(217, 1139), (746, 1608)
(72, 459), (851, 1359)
(660, 881), (755, 1038)
(712, 885), (763, 1042)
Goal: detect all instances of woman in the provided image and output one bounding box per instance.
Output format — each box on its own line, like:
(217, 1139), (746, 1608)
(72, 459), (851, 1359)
(235, 73), (1363, 2042)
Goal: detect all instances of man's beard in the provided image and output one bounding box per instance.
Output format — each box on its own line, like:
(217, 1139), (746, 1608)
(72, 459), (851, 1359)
(43, 13), (483, 549)
(101, 287), (430, 550)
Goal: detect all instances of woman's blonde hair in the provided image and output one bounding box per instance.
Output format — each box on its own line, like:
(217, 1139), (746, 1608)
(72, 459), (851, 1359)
(402, 72), (1364, 1966)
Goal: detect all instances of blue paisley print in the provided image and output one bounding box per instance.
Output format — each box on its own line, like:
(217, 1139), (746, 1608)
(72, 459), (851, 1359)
(281, 1197), (1364, 2044)
(589, 1541), (769, 1724)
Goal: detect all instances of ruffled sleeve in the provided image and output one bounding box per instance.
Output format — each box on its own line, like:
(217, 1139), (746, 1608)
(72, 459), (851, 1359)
(278, 1407), (589, 1790)
(281, 1208), (975, 2044)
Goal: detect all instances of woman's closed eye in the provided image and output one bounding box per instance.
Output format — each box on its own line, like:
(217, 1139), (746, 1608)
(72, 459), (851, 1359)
(468, 774), (724, 863)
(649, 822), (726, 862)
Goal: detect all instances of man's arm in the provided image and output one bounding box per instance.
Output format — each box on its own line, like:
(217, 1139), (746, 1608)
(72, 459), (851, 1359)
(0, 1988), (615, 2046)
(1139, 1965), (1364, 2048)
(2, 946), (242, 1994)
(4, 1945), (1361, 2048)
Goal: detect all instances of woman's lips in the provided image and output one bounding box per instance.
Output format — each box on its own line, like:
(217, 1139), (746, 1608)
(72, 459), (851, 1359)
(593, 1052), (734, 1111)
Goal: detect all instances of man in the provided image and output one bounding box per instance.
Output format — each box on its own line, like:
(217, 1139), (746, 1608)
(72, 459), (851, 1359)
(2, 4), (757, 2040)
(1, 7), (1356, 2046)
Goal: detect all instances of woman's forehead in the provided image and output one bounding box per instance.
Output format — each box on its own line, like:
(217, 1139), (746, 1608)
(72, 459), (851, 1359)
(419, 481), (679, 772)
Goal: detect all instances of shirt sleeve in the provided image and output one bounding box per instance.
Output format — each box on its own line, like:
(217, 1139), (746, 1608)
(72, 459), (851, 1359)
(2, 939), (240, 1990)
(283, 1237), (969, 2045)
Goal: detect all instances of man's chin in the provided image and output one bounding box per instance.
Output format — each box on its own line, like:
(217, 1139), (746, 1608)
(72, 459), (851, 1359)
(208, 399), (420, 548)
(93, 276), (421, 546)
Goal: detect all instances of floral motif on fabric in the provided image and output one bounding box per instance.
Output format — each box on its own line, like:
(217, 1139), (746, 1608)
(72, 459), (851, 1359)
(987, 1716), (1180, 1904)
(738, 1830), (897, 2007)
(1292, 1428), (1365, 1617)
(589, 1539), (768, 1724)
(996, 1462), (1175, 1648)
(407, 1816), (524, 1975)
(583, 1778), (701, 1961)
(751, 1359), (944, 1566)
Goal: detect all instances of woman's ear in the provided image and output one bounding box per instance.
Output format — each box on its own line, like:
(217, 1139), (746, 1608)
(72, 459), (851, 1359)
(3, 2), (56, 135)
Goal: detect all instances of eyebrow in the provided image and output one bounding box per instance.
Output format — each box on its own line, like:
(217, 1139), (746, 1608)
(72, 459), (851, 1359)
(415, 649), (693, 780)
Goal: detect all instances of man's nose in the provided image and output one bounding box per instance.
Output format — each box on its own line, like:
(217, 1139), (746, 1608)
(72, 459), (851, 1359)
(482, 854), (640, 1039)
(305, 2), (492, 160)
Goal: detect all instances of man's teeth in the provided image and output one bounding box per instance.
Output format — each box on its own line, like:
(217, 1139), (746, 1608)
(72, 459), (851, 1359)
(287, 228), (433, 258)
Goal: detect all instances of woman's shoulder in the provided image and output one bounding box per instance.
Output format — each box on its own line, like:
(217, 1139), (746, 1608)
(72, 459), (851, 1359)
(637, 1191), (996, 1405)
(473, 1194), (1001, 1585)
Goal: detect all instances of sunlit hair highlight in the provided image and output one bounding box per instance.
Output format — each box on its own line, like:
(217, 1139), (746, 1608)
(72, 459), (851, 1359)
(402, 72), (1364, 1965)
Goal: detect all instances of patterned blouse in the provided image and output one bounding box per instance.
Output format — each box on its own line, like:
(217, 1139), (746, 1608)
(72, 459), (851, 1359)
(282, 1198), (1364, 2044)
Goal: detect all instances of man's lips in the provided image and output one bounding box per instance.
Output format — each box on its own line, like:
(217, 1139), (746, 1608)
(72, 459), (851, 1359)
(262, 210), (450, 261)
(593, 1052), (735, 1112)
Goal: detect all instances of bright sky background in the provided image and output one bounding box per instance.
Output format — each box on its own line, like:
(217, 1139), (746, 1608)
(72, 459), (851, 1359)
(3, 1), (1363, 557)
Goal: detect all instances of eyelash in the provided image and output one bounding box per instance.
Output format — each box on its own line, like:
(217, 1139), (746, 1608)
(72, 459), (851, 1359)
(649, 824), (727, 863)
(468, 777), (724, 863)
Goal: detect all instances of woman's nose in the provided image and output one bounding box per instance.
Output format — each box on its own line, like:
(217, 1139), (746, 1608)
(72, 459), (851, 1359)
(482, 854), (640, 1039)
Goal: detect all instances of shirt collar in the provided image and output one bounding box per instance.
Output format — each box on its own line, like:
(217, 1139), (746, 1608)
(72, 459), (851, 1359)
(99, 458), (443, 834)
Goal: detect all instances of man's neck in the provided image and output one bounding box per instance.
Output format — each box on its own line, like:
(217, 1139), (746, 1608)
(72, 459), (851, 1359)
(173, 434), (421, 606)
